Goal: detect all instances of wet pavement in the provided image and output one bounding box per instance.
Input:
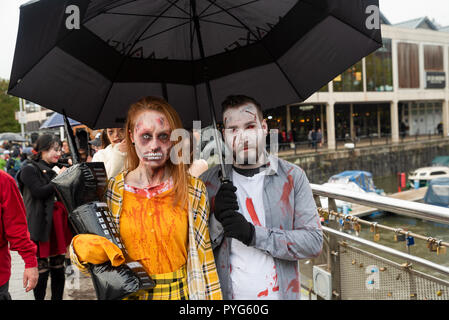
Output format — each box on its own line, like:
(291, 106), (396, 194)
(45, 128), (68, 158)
(9, 251), (96, 300)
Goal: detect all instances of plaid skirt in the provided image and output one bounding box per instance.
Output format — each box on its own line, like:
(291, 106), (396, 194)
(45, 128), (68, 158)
(124, 264), (188, 300)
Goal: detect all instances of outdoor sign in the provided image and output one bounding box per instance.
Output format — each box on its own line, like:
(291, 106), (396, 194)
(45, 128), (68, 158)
(426, 72), (446, 89)
(299, 105), (315, 111)
(15, 111), (27, 124)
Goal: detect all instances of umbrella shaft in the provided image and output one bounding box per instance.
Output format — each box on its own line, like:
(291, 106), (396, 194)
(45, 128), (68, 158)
(191, 0), (227, 180)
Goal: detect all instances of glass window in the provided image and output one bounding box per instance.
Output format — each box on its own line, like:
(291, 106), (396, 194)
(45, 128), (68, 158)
(424, 45), (444, 71)
(430, 171), (447, 176)
(398, 43), (420, 88)
(366, 39), (393, 92)
(333, 61), (363, 92)
(318, 84), (328, 92)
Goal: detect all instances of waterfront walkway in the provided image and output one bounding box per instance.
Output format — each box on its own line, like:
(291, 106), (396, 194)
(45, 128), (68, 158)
(277, 135), (449, 158)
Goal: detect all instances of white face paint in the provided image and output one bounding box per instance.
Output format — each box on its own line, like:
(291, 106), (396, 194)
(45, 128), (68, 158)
(131, 110), (172, 170)
(223, 103), (268, 166)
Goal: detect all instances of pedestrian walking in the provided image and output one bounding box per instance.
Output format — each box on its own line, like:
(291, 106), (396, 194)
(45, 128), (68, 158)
(16, 134), (73, 300)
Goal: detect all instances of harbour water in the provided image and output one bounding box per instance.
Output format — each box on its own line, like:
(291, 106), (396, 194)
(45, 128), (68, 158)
(356, 174), (449, 279)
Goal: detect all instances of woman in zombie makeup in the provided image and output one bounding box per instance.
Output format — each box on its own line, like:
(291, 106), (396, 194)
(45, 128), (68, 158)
(70, 96), (222, 300)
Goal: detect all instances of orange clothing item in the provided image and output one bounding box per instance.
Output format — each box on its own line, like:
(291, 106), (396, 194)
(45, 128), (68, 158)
(120, 189), (188, 275)
(72, 234), (125, 267)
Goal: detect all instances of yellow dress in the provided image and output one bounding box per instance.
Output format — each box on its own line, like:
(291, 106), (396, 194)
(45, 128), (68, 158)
(120, 182), (189, 299)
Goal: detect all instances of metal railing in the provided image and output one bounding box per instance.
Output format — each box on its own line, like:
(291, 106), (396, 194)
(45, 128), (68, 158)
(311, 183), (449, 225)
(272, 133), (448, 156)
(301, 184), (449, 300)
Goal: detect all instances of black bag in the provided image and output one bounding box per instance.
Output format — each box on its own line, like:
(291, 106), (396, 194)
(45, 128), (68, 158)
(70, 202), (155, 300)
(52, 162), (155, 300)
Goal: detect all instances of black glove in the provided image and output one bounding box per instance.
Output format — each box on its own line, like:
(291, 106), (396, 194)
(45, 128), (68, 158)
(214, 181), (255, 246)
(214, 181), (239, 220)
(219, 210), (255, 246)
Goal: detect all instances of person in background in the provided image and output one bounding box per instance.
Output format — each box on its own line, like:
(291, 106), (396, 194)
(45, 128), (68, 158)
(92, 127), (127, 178)
(20, 149), (28, 164)
(59, 140), (72, 167)
(437, 123), (443, 136)
(0, 152), (7, 172)
(0, 170), (39, 300)
(88, 132), (102, 155)
(316, 128), (323, 148)
(100, 129), (111, 149)
(311, 129), (317, 149)
(70, 96), (222, 300)
(16, 134), (73, 300)
(400, 121), (407, 139)
(78, 147), (91, 163)
(6, 147), (21, 178)
(307, 129), (314, 148)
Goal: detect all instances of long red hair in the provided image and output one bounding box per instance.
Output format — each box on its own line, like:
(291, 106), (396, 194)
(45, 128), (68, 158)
(125, 96), (189, 207)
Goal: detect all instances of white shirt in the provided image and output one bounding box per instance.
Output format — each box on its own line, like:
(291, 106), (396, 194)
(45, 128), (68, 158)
(230, 169), (280, 300)
(92, 144), (126, 178)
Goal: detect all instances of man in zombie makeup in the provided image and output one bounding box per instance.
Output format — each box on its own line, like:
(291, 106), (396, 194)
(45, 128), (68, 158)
(200, 95), (323, 300)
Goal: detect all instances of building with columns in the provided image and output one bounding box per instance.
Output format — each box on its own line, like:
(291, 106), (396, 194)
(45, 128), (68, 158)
(265, 14), (449, 150)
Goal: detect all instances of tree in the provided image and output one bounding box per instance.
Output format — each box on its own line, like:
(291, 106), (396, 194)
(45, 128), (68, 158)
(0, 79), (20, 133)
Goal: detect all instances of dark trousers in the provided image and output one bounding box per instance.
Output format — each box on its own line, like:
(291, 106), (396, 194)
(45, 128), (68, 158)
(34, 256), (65, 300)
(0, 281), (11, 300)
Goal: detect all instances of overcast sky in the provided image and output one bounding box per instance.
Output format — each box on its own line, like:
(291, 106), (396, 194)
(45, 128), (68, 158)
(1, 0), (449, 80)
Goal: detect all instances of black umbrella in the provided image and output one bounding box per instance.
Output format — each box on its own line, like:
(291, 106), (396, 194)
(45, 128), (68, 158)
(8, 0), (382, 177)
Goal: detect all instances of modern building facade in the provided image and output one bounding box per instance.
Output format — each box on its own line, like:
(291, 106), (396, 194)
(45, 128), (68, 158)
(265, 14), (449, 149)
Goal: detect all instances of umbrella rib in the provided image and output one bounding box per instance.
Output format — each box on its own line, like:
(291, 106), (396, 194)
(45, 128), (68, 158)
(200, 0), (261, 19)
(137, 21), (191, 43)
(202, 0), (305, 101)
(189, 2), (200, 120)
(103, 12), (191, 20)
(164, 0), (190, 16)
(198, 0), (218, 17)
(92, 0), (183, 128)
(198, 18), (247, 30)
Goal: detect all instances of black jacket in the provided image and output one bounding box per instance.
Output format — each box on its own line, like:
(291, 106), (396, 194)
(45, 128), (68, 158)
(17, 160), (57, 242)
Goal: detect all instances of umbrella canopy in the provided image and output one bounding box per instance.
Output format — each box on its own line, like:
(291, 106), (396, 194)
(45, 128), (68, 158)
(40, 112), (82, 129)
(8, 0), (382, 130)
(0, 132), (27, 142)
